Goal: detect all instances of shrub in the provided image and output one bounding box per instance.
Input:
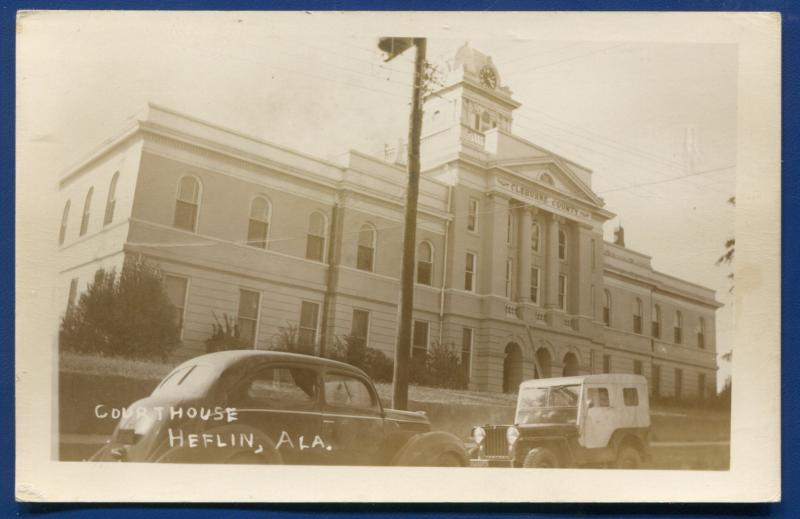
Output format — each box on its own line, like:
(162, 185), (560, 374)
(329, 335), (394, 383)
(59, 257), (181, 361)
(409, 341), (468, 390)
(205, 312), (251, 353)
(270, 321), (315, 355)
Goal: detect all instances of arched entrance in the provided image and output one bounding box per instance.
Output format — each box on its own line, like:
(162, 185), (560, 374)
(534, 347), (552, 379)
(503, 342), (524, 393)
(563, 352), (579, 377)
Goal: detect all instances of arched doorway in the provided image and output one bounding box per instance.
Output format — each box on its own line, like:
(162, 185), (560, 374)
(503, 343), (523, 393)
(534, 348), (552, 379)
(563, 352), (579, 377)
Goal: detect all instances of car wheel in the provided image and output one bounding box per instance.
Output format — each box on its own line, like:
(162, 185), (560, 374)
(435, 452), (465, 467)
(615, 446), (641, 469)
(522, 447), (559, 468)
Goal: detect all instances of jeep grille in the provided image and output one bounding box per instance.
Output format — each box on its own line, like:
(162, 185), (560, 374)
(483, 426), (509, 457)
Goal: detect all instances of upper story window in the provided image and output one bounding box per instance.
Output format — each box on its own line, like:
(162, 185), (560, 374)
(558, 230), (567, 260)
(464, 252), (476, 292)
(505, 258), (513, 299)
(467, 198), (479, 232)
(79, 187), (94, 237)
(652, 304), (662, 338)
(174, 176), (201, 232)
(633, 298), (643, 334)
(306, 211), (327, 262)
(558, 274), (567, 311)
(697, 317), (706, 349)
(674, 310), (683, 344)
(247, 196), (271, 249)
(103, 172), (119, 226)
(530, 266), (540, 305)
(602, 290), (611, 327)
(416, 241), (433, 286)
(480, 111), (491, 132)
(531, 221), (541, 253)
(59, 200), (71, 245)
(356, 224), (376, 272)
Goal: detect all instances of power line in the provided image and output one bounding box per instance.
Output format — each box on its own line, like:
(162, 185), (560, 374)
(597, 164), (735, 194)
(505, 42), (629, 77)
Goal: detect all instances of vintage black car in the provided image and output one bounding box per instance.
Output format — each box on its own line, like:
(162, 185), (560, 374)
(470, 374), (651, 468)
(92, 350), (467, 466)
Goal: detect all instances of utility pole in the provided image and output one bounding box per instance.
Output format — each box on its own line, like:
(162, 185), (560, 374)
(378, 37), (426, 410)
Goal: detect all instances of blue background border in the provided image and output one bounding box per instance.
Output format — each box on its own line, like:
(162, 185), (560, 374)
(1, 1), (794, 516)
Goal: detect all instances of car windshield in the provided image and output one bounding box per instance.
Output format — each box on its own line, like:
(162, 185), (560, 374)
(515, 384), (580, 425)
(153, 364), (222, 396)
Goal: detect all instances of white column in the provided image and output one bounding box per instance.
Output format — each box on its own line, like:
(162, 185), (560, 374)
(545, 213), (561, 309)
(516, 207), (532, 302)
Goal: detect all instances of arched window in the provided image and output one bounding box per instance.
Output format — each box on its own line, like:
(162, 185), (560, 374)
(558, 230), (567, 260)
(540, 173), (555, 186)
(59, 200), (70, 245)
(356, 223), (376, 272)
(652, 304), (661, 338)
(531, 221), (541, 252)
(697, 317), (706, 349)
(79, 187), (93, 237)
(633, 298), (643, 334)
(305, 211), (327, 261)
(674, 310), (683, 344)
(103, 171), (119, 226)
(247, 196), (271, 249)
(602, 290), (611, 327)
(174, 176), (201, 232)
(417, 241), (433, 286)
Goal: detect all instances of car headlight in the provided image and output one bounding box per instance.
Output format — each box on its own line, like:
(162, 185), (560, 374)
(472, 426), (486, 445)
(506, 426), (520, 446)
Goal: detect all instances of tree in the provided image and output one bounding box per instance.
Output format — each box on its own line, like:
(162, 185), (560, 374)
(59, 257), (181, 360)
(716, 196), (736, 291)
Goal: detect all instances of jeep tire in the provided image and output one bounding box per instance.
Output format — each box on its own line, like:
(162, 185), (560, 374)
(522, 447), (559, 468)
(615, 446), (642, 469)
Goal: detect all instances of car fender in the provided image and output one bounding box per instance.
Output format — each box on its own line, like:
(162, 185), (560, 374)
(390, 431), (468, 467)
(154, 423), (282, 464)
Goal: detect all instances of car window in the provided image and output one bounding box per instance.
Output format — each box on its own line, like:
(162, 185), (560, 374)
(237, 366), (319, 409)
(587, 387), (610, 408)
(153, 364), (221, 395)
(324, 373), (376, 410)
(623, 387), (639, 406)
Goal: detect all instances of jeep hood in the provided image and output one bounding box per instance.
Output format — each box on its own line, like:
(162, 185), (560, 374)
(517, 423), (579, 438)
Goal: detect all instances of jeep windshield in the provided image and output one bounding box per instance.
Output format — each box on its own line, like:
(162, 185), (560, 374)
(515, 384), (580, 425)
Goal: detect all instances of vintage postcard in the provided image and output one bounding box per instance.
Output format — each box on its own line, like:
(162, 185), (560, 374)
(15, 11), (780, 502)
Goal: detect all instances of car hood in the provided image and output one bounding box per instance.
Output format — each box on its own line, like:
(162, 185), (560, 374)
(384, 408), (430, 425)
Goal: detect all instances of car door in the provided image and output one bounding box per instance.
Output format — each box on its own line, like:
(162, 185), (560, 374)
(227, 363), (324, 464)
(320, 370), (385, 465)
(581, 384), (616, 449)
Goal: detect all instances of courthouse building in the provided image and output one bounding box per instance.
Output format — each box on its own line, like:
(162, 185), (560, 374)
(56, 44), (721, 398)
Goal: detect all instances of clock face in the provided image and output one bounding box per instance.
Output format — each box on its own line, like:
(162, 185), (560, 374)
(479, 66), (497, 89)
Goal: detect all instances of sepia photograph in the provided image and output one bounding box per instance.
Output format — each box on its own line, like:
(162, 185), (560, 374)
(15, 11), (780, 502)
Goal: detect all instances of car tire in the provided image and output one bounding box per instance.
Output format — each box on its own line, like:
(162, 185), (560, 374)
(615, 446), (642, 469)
(522, 447), (559, 468)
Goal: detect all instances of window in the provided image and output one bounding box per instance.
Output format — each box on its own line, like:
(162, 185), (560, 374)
(698, 317), (706, 349)
(587, 387), (610, 407)
(305, 212), (326, 261)
(103, 172), (119, 226)
(243, 367), (318, 409)
(461, 328), (473, 380)
(591, 285), (596, 319)
(675, 368), (683, 400)
(412, 320), (429, 357)
(351, 309), (370, 348)
(558, 275), (567, 311)
(79, 187), (93, 236)
(174, 176), (200, 232)
(480, 111), (491, 132)
(633, 359), (643, 375)
(467, 198), (479, 232)
(602, 290), (611, 326)
(67, 278), (78, 309)
(298, 301), (320, 350)
(356, 224), (376, 271)
(247, 196), (270, 248)
(540, 173), (555, 186)
(558, 230), (567, 260)
(674, 310), (683, 344)
(531, 221), (541, 252)
(506, 211), (513, 244)
(165, 275), (189, 336)
(623, 388), (639, 406)
(603, 354), (611, 374)
(325, 373), (376, 409)
(237, 289), (260, 347)
(530, 266), (540, 304)
(652, 364), (661, 397)
(652, 304), (661, 338)
(698, 373), (707, 400)
(417, 241), (433, 286)
(505, 258), (513, 299)
(59, 200), (70, 245)
(464, 252), (476, 292)
(591, 238), (596, 271)
(633, 298), (643, 334)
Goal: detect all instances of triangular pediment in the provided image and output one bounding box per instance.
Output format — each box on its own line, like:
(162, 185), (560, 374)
(497, 158), (603, 207)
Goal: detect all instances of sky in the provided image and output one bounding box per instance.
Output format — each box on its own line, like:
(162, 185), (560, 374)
(17, 12), (737, 387)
